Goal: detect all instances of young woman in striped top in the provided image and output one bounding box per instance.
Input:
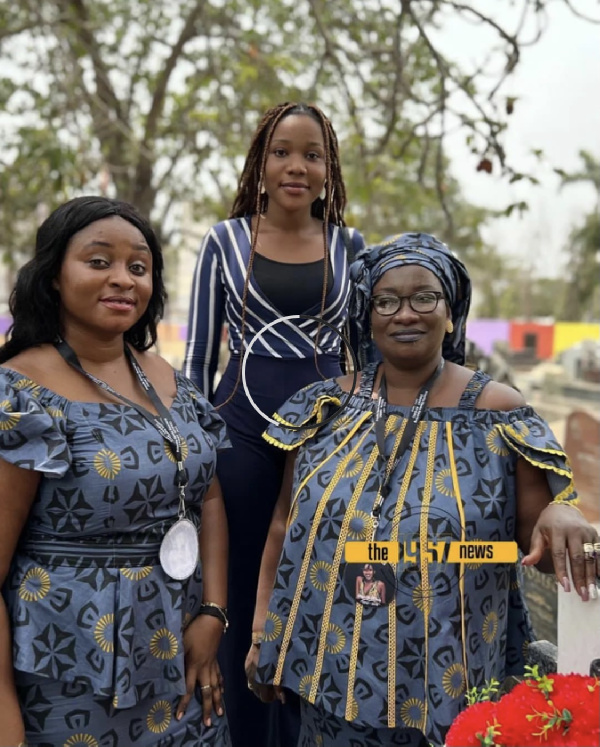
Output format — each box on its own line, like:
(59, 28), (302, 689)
(183, 102), (364, 747)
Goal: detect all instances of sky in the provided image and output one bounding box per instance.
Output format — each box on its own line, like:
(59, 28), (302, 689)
(441, 2), (600, 279)
(1, 1), (597, 285)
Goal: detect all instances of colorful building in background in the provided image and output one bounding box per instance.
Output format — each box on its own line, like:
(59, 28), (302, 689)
(466, 319), (510, 355)
(465, 319), (600, 363)
(553, 322), (600, 356)
(1, 316), (598, 369)
(509, 321), (555, 360)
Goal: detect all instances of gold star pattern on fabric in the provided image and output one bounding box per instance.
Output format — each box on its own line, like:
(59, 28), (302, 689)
(324, 623), (346, 654)
(12, 378), (41, 397)
(400, 697), (425, 729)
(150, 628), (178, 660)
(45, 406), (64, 418)
(147, 700), (172, 733)
(435, 468), (456, 497)
(347, 510), (373, 541)
(18, 567), (51, 602)
(64, 735), (99, 747)
(442, 662), (466, 697)
(0, 399), (21, 430)
(93, 448), (121, 479)
(486, 428), (510, 456)
(164, 437), (189, 463)
(331, 414), (354, 432)
(94, 614), (114, 653)
(299, 674), (313, 698)
(412, 582), (433, 615)
(264, 610), (283, 642)
(309, 561), (333, 592)
(482, 610), (498, 643)
(344, 453), (364, 478)
(120, 567), (152, 581)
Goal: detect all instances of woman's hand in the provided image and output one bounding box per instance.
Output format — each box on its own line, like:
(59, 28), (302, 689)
(177, 614), (225, 725)
(244, 643), (285, 704)
(522, 502), (600, 601)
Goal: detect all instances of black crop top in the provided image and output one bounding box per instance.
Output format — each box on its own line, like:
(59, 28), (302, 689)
(253, 254), (334, 316)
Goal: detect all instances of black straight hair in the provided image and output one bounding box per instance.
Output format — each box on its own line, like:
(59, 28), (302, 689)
(0, 196), (167, 363)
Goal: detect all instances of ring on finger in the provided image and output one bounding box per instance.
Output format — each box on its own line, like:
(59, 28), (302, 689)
(200, 684), (212, 691)
(583, 542), (595, 560)
(594, 542), (600, 554)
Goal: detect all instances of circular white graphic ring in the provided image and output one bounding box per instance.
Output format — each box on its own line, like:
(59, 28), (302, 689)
(241, 314), (358, 431)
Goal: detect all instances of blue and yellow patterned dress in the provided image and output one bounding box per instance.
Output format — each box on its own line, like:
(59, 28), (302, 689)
(256, 364), (576, 747)
(0, 367), (231, 747)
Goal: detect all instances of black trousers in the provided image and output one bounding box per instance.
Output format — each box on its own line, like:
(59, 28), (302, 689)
(214, 354), (341, 747)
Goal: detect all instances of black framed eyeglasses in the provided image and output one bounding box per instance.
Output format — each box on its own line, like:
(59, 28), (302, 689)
(371, 291), (444, 316)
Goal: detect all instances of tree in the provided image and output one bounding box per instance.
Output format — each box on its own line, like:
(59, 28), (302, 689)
(559, 212), (600, 321)
(1, 0), (598, 269)
(557, 151), (600, 321)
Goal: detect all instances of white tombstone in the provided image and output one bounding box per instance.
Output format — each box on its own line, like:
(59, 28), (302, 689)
(557, 549), (600, 674)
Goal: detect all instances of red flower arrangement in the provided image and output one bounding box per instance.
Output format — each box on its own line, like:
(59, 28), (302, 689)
(445, 667), (600, 747)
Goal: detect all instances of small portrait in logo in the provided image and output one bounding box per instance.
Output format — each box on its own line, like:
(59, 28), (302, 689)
(355, 563), (388, 607)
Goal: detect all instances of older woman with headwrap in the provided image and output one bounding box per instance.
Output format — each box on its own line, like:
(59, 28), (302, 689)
(244, 233), (599, 747)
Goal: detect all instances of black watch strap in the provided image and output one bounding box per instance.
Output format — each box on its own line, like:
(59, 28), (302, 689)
(198, 603), (229, 631)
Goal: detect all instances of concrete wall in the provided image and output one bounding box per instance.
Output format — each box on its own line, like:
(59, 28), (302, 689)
(553, 322), (600, 356)
(466, 319), (510, 355)
(509, 322), (555, 360)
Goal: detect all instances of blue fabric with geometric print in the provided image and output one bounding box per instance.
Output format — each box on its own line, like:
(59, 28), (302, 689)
(0, 367), (231, 745)
(256, 364), (577, 747)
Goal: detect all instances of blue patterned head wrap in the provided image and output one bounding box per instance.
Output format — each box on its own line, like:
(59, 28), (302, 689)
(349, 232), (471, 365)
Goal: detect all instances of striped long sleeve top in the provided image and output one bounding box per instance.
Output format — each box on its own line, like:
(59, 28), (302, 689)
(183, 216), (365, 399)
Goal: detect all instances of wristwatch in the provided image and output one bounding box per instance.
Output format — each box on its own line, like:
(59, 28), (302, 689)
(198, 602), (229, 632)
(251, 631), (264, 646)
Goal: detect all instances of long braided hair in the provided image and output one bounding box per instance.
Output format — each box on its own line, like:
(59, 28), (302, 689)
(218, 102), (348, 408)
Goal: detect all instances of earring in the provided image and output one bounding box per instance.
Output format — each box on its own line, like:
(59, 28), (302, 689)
(446, 320), (454, 334)
(260, 184), (266, 195)
(319, 181), (327, 200)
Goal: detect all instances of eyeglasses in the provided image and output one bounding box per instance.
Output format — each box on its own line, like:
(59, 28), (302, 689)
(371, 291), (444, 316)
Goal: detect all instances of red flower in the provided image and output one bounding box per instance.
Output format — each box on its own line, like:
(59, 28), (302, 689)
(445, 701), (500, 746)
(549, 674), (600, 746)
(495, 682), (552, 746)
(445, 674), (600, 747)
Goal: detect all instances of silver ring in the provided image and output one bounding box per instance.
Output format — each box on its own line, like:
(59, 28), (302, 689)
(594, 542), (600, 553)
(200, 685), (212, 691)
(584, 542), (595, 560)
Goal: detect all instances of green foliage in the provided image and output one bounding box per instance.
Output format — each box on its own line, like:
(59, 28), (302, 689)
(524, 664), (555, 697)
(557, 151), (600, 321)
(473, 257), (571, 320)
(0, 0), (596, 284)
(465, 678), (500, 706)
(475, 722), (502, 747)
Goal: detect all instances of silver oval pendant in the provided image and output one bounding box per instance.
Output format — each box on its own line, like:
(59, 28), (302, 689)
(159, 518), (199, 580)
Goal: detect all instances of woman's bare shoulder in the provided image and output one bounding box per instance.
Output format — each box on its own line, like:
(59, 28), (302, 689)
(476, 379), (526, 411)
(1, 345), (63, 381)
(335, 371), (362, 394)
(136, 349), (175, 382)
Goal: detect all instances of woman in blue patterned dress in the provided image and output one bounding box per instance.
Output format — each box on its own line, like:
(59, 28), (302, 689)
(245, 233), (600, 747)
(0, 197), (231, 746)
